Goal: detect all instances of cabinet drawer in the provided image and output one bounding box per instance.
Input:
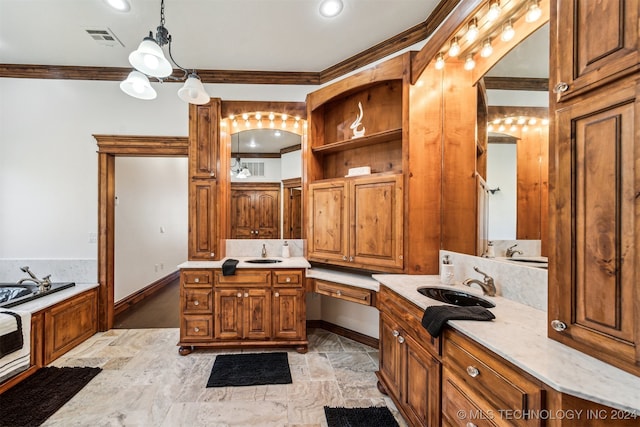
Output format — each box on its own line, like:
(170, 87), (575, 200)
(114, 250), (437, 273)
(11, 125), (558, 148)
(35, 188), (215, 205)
(215, 269), (271, 286)
(379, 286), (440, 356)
(314, 280), (373, 306)
(442, 368), (497, 427)
(182, 289), (213, 313)
(182, 270), (213, 287)
(273, 270), (303, 287)
(181, 315), (213, 341)
(444, 330), (543, 424)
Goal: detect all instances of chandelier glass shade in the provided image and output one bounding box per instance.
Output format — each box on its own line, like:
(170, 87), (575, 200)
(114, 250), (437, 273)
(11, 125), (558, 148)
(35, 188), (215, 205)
(121, 0), (210, 105)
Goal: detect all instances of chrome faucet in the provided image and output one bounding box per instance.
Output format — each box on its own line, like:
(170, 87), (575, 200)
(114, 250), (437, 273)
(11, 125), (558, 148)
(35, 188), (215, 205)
(261, 244), (267, 258)
(17, 266), (52, 292)
(462, 266), (496, 296)
(506, 244), (524, 258)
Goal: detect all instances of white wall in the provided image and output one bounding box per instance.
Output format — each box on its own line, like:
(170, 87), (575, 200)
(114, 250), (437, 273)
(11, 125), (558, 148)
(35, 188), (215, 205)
(114, 157), (188, 302)
(281, 149), (302, 180)
(487, 143), (517, 240)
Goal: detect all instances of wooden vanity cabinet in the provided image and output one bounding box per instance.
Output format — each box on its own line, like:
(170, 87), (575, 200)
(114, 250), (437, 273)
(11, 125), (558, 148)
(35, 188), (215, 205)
(549, 0), (640, 376)
(180, 270), (214, 343)
(376, 286), (441, 427)
(313, 279), (374, 306)
(308, 173), (403, 271)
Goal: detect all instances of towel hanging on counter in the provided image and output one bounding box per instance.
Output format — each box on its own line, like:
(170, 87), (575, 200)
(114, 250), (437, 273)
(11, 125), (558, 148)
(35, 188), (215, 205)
(222, 259), (239, 276)
(421, 305), (495, 338)
(0, 311), (23, 358)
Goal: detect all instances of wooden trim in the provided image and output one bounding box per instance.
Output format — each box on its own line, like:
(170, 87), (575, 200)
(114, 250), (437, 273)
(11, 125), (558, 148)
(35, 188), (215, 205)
(487, 106), (549, 122)
(221, 101), (307, 120)
(231, 182), (281, 190)
(280, 144), (301, 155)
(306, 319), (379, 349)
(233, 152), (281, 159)
(113, 270), (180, 317)
(95, 135), (188, 331)
(282, 177), (302, 188)
(488, 135), (519, 144)
(484, 77), (550, 91)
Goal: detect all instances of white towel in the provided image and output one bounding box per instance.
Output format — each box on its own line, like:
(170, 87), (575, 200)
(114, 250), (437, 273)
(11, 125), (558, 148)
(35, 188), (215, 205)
(0, 311), (20, 336)
(0, 310), (31, 383)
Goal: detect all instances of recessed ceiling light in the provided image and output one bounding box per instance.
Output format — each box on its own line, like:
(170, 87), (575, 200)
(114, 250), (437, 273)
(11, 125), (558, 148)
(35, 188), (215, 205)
(104, 0), (130, 12)
(319, 0), (344, 18)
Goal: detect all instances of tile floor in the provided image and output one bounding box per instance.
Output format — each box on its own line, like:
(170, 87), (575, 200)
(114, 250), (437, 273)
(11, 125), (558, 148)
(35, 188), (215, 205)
(44, 328), (408, 426)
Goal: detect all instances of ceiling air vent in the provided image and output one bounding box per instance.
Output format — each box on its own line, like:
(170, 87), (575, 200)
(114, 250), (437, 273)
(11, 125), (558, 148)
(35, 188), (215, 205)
(84, 27), (124, 48)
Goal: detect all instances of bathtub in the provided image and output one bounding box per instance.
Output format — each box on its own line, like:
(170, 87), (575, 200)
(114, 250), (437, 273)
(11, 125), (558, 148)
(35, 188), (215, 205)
(0, 282), (75, 308)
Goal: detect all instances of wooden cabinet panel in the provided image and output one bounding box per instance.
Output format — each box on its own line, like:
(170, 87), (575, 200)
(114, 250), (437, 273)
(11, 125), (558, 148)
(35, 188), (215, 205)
(182, 289), (213, 314)
(181, 315), (213, 341)
(230, 184), (280, 239)
(272, 288), (305, 340)
(314, 279), (373, 306)
(550, 80), (639, 374)
(403, 333), (440, 427)
(189, 179), (217, 259)
(555, 1), (639, 102)
(183, 270), (213, 286)
(214, 289), (243, 340)
(442, 368), (497, 427)
(379, 313), (402, 399)
(244, 288), (271, 340)
(308, 180), (349, 263)
(44, 289), (97, 364)
(189, 100), (219, 179)
(215, 269), (271, 286)
(273, 270), (303, 288)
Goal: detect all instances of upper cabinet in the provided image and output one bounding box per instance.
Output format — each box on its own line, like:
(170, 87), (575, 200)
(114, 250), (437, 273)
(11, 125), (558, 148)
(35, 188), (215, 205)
(553, 0), (640, 102)
(549, 0), (640, 376)
(189, 100), (219, 179)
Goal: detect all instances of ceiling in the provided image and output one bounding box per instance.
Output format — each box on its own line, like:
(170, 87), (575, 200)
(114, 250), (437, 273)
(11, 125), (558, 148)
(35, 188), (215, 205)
(0, 0), (441, 72)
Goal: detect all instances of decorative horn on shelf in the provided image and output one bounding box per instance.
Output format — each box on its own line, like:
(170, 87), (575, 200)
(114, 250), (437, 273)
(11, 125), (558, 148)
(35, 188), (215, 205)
(488, 187), (501, 194)
(350, 102), (365, 139)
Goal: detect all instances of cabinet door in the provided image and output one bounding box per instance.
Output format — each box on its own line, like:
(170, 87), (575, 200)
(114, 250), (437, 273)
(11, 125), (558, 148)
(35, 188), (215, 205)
(189, 180), (217, 259)
(189, 100), (218, 179)
(214, 289), (243, 340)
(378, 313), (402, 400)
(554, 0), (639, 102)
(230, 190), (254, 238)
(255, 190), (280, 238)
(350, 174), (403, 270)
(308, 180), (349, 263)
(272, 288), (305, 340)
(402, 333), (441, 427)
(244, 289), (271, 340)
(550, 80), (639, 375)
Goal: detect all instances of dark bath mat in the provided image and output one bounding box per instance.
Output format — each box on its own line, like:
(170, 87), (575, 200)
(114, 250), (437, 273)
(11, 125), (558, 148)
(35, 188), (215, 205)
(324, 406), (400, 427)
(0, 366), (102, 427)
(206, 352), (292, 387)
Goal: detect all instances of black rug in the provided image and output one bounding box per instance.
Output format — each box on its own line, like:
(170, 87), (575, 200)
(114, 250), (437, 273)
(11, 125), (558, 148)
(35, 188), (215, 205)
(206, 352), (292, 387)
(324, 406), (399, 427)
(0, 366), (101, 427)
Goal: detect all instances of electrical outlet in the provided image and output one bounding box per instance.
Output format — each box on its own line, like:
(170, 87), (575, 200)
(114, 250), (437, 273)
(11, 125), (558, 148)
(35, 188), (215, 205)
(154, 264), (159, 272)
(160, 263), (164, 270)
(88, 232), (98, 243)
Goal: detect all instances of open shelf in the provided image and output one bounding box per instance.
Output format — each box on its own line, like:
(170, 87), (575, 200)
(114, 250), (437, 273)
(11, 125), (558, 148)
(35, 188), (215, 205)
(311, 128), (402, 154)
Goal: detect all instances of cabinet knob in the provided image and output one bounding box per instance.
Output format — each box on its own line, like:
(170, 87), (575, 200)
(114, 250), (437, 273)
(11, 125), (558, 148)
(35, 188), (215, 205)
(237, 292), (242, 298)
(194, 278), (200, 283)
(349, 256), (354, 262)
(193, 300), (199, 306)
(343, 256), (348, 261)
(336, 290), (342, 296)
(244, 292), (249, 298)
(285, 277), (291, 283)
(392, 330), (400, 337)
(255, 230), (259, 235)
(274, 292), (280, 297)
(466, 366), (480, 378)
(194, 327), (200, 332)
(397, 336), (405, 344)
(210, 252), (215, 257)
(553, 81), (569, 93)
(551, 319), (567, 332)
(466, 423), (478, 427)
(210, 171), (215, 178)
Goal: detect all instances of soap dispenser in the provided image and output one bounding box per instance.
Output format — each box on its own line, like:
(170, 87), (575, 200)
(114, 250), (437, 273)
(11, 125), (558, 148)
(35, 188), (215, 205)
(282, 241), (290, 258)
(485, 241), (495, 258)
(440, 255), (455, 285)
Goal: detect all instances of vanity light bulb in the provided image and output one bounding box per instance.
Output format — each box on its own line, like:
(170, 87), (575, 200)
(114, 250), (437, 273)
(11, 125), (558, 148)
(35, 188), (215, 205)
(294, 121), (299, 129)
(466, 19), (479, 42)
(480, 40), (493, 58)
(255, 113), (262, 120)
(487, 0), (501, 22)
(463, 55), (476, 71)
(268, 113), (275, 120)
(487, 124), (494, 131)
(448, 37), (461, 57)
(281, 114), (288, 120)
(517, 117), (526, 125)
(229, 114), (235, 120)
(505, 117), (513, 125)
(542, 118), (549, 125)
(435, 53), (445, 70)
(522, 125), (529, 132)
(245, 119), (250, 128)
(529, 118), (537, 125)
(525, 1), (542, 23)
(498, 124), (506, 132)
(232, 119), (238, 128)
(493, 118), (501, 124)
(257, 120), (263, 128)
(281, 120), (287, 128)
(501, 21), (515, 42)
(242, 113), (249, 120)
(510, 125), (517, 132)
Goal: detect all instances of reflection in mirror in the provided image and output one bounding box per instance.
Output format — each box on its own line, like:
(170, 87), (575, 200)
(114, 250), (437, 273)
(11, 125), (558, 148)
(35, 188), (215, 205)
(228, 127), (302, 239)
(483, 23), (549, 257)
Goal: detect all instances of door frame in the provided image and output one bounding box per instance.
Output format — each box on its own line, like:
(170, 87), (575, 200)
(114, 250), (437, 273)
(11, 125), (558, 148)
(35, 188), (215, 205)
(95, 135), (188, 331)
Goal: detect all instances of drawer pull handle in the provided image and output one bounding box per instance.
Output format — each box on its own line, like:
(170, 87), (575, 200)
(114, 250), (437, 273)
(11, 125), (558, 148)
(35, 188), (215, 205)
(397, 336), (405, 344)
(193, 300), (199, 306)
(275, 292), (280, 297)
(194, 327), (200, 332)
(553, 81), (568, 93)
(194, 278), (200, 283)
(551, 319), (567, 332)
(466, 423), (477, 427)
(237, 292), (242, 298)
(392, 330), (400, 337)
(466, 366), (480, 378)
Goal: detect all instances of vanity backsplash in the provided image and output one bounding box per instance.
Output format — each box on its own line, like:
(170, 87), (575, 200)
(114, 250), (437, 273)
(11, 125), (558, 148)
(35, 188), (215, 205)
(225, 239), (305, 258)
(0, 259), (97, 284)
(440, 250), (547, 311)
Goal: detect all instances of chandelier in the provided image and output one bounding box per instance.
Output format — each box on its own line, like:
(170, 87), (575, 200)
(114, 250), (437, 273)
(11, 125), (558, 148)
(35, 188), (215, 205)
(120, 0), (210, 105)
(230, 134), (252, 179)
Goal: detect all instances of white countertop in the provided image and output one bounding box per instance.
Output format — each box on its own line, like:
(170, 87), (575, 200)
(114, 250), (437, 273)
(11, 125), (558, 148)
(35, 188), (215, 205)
(373, 274), (640, 414)
(3, 282), (99, 314)
(178, 257), (311, 269)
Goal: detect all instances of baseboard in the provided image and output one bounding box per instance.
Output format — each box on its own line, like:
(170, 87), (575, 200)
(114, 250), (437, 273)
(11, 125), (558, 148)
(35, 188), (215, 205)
(307, 319), (379, 349)
(114, 270), (180, 317)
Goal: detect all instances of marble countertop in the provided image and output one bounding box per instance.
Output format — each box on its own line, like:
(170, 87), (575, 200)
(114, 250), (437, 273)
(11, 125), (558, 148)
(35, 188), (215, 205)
(306, 267), (380, 291)
(373, 274), (640, 414)
(178, 257), (311, 270)
(4, 282), (99, 314)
